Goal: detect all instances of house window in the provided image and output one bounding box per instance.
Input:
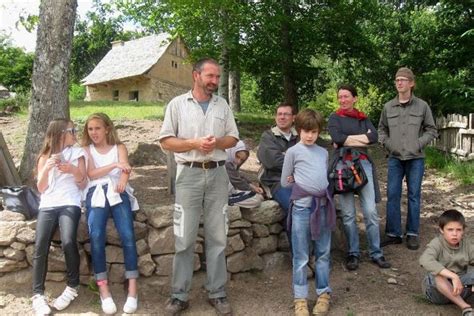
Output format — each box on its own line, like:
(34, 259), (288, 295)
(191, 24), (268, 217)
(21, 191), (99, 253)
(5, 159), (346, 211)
(112, 90), (119, 101)
(129, 90), (139, 101)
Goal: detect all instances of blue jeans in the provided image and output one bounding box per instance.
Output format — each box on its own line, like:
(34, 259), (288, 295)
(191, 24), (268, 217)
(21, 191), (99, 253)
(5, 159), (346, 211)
(273, 185), (293, 253)
(86, 185), (138, 281)
(338, 159), (383, 259)
(385, 158), (425, 237)
(291, 204), (332, 298)
(273, 186), (292, 214)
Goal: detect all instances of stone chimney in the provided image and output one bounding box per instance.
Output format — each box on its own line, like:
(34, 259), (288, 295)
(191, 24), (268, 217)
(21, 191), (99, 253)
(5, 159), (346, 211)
(111, 40), (124, 49)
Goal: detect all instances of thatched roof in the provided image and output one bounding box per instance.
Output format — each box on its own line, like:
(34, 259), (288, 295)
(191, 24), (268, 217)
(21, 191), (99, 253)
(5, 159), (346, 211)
(82, 33), (172, 85)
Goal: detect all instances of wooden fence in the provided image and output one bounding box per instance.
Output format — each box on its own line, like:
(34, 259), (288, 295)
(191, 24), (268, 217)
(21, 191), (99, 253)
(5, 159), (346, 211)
(431, 113), (474, 160)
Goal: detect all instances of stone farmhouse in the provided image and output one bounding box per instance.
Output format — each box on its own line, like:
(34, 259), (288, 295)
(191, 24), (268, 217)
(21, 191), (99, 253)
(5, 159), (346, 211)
(82, 33), (193, 103)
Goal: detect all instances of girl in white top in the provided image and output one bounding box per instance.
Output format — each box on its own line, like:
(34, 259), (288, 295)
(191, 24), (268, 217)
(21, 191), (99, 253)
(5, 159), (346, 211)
(32, 119), (87, 315)
(82, 113), (138, 314)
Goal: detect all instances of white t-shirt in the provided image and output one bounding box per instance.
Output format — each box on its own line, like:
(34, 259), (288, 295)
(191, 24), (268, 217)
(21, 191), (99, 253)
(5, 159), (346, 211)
(39, 146), (85, 209)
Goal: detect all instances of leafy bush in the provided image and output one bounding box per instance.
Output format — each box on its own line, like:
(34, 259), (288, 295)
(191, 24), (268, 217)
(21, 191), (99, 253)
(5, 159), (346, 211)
(416, 69), (473, 116)
(69, 83), (86, 101)
(241, 73), (273, 115)
(0, 93), (29, 112)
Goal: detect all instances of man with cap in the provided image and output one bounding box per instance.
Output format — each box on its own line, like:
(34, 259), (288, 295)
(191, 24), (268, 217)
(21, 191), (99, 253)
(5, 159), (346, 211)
(378, 67), (437, 250)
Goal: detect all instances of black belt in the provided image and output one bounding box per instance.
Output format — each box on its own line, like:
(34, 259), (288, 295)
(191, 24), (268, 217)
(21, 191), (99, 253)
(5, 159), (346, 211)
(183, 160), (225, 169)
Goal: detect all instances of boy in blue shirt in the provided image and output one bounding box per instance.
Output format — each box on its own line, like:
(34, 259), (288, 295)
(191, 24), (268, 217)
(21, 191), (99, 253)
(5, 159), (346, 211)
(281, 109), (336, 316)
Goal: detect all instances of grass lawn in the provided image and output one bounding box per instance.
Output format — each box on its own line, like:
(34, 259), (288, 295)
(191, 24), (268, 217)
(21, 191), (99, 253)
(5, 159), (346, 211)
(70, 100), (165, 121)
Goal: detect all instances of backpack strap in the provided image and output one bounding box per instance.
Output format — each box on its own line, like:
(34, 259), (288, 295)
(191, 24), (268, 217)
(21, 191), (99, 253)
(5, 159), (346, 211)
(340, 146), (361, 160)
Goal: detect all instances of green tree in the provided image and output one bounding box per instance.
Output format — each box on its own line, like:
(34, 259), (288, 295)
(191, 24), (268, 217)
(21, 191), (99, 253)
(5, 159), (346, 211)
(0, 36), (34, 93)
(115, 0), (249, 110)
(70, 3), (135, 84)
(20, 0), (77, 181)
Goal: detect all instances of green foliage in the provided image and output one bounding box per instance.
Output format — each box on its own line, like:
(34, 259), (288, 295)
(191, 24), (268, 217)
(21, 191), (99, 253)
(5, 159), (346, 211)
(306, 88), (338, 120)
(240, 73), (273, 115)
(416, 69), (474, 116)
(17, 13), (39, 32)
(235, 112), (273, 142)
(0, 35), (34, 93)
(306, 85), (385, 124)
(0, 93), (30, 113)
(69, 83), (86, 101)
(70, 100), (164, 121)
(70, 3), (137, 84)
(425, 147), (474, 185)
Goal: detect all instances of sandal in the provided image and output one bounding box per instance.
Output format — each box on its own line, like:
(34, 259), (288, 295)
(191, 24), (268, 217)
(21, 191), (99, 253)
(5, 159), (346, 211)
(313, 293), (330, 315)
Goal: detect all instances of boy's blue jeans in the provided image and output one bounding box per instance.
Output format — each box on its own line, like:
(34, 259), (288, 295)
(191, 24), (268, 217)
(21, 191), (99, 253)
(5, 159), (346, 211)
(291, 204), (332, 298)
(338, 159), (383, 259)
(86, 185), (138, 281)
(385, 157), (425, 237)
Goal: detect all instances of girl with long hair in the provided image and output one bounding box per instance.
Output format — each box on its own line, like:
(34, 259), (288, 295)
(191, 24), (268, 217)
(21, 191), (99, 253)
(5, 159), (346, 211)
(32, 119), (86, 315)
(82, 112), (139, 314)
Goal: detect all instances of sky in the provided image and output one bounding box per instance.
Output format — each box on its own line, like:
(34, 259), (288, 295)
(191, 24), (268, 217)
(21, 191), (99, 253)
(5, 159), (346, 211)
(0, 0), (96, 52)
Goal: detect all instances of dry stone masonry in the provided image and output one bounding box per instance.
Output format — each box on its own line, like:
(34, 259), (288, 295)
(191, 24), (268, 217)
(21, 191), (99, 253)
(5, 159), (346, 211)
(0, 200), (295, 286)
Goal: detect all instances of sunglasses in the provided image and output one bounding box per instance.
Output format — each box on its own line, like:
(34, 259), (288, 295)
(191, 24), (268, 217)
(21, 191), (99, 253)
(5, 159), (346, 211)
(63, 127), (78, 135)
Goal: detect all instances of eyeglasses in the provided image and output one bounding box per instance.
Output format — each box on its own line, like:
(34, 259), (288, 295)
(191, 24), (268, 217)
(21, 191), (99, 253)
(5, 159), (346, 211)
(277, 112), (293, 117)
(63, 128), (77, 135)
(394, 78), (410, 83)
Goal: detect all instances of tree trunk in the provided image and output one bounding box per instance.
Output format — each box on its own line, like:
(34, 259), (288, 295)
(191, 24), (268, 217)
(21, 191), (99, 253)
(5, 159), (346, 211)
(219, 43), (230, 102)
(280, 0), (298, 109)
(19, 0), (77, 182)
(229, 68), (241, 112)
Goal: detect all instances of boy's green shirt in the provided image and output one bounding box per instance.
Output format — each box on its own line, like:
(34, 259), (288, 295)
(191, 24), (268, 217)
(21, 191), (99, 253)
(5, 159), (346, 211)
(419, 234), (474, 275)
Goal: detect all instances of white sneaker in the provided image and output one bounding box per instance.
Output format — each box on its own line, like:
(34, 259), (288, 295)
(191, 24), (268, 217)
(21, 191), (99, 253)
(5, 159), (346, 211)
(123, 296), (138, 314)
(53, 286), (78, 310)
(101, 296), (117, 314)
(32, 294), (51, 315)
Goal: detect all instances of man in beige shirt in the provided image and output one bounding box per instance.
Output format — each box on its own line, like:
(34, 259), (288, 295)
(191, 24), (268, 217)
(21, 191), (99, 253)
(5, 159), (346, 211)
(159, 58), (239, 315)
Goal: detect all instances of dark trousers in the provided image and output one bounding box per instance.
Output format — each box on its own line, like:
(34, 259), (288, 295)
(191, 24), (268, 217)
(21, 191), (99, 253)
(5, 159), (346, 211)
(32, 205), (81, 295)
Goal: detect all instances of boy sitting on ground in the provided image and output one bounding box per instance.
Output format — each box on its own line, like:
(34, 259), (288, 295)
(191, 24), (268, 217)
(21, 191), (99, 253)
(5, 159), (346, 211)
(419, 209), (474, 316)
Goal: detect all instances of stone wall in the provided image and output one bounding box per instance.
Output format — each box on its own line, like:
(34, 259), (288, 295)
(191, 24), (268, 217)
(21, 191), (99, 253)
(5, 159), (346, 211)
(0, 200), (298, 285)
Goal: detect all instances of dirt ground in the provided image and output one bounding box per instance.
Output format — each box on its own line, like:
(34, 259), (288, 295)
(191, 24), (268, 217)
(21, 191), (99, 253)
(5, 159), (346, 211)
(1, 116), (473, 316)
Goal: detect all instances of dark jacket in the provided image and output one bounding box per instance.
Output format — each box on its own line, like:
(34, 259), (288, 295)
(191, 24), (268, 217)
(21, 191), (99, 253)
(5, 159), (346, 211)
(327, 113), (381, 203)
(257, 126), (298, 194)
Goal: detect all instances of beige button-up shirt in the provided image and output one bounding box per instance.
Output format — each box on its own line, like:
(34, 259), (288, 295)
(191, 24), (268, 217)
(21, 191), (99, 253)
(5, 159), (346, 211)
(159, 91), (239, 164)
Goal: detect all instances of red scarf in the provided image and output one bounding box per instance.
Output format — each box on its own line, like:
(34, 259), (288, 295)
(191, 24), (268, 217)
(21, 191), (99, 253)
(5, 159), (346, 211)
(336, 108), (367, 120)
